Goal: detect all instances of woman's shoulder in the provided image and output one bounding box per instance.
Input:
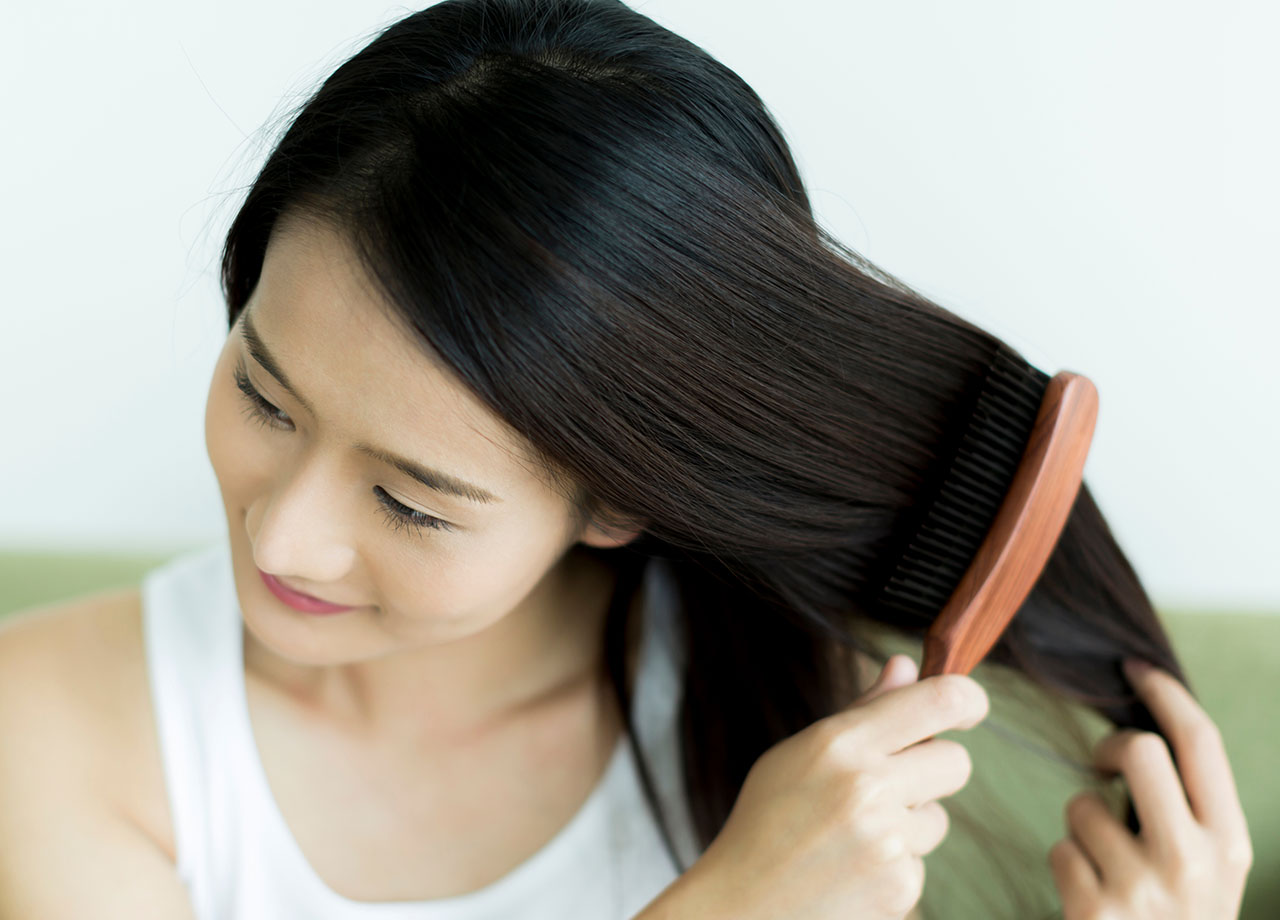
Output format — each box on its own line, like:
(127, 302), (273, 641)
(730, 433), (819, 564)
(0, 586), (146, 721)
(0, 588), (176, 859)
(0, 590), (198, 915)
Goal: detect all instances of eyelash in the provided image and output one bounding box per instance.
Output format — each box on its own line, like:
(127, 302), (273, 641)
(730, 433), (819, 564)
(232, 362), (454, 536)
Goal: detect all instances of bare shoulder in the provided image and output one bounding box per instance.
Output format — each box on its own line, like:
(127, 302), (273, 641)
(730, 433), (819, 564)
(0, 589), (196, 917)
(0, 585), (144, 667)
(0, 587), (174, 852)
(0, 587), (146, 763)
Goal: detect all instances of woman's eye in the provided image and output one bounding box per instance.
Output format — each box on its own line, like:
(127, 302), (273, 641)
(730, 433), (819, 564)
(374, 486), (454, 535)
(232, 361), (452, 539)
(233, 363), (293, 430)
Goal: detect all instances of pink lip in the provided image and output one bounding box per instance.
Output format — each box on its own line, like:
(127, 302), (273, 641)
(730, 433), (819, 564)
(258, 569), (359, 614)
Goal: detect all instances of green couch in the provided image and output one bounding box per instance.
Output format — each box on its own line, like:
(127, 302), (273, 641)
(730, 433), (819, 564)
(1, 550), (1276, 918)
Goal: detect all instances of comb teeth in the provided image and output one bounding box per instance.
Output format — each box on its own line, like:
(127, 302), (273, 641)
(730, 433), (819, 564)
(876, 345), (1050, 624)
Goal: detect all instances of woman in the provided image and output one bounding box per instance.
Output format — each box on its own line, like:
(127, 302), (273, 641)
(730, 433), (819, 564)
(0, 1), (1252, 918)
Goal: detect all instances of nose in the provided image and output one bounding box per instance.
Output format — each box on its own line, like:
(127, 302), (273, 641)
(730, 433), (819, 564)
(249, 453), (357, 583)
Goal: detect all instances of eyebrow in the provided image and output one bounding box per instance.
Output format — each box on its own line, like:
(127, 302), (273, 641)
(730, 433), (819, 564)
(239, 310), (504, 506)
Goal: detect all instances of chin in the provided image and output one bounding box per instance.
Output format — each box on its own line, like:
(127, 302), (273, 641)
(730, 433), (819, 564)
(236, 582), (354, 666)
(230, 562), (366, 672)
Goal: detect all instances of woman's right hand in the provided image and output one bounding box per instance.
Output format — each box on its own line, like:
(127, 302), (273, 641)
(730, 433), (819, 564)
(681, 653), (990, 920)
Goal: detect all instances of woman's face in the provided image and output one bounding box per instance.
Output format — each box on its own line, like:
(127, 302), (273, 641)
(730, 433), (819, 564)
(204, 215), (637, 668)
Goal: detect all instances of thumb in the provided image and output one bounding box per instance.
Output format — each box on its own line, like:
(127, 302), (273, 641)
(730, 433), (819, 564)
(858, 653), (920, 704)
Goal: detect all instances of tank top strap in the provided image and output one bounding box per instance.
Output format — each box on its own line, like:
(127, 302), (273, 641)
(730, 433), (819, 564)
(142, 542), (243, 920)
(627, 556), (700, 872)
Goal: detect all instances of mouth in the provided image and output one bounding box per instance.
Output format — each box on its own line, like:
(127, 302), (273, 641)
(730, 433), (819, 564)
(258, 569), (360, 615)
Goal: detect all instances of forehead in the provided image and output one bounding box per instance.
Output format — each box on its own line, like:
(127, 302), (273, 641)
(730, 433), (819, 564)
(245, 217), (534, 492)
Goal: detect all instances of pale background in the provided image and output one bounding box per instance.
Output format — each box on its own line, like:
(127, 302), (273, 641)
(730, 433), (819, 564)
(1, 0), (1275, 612)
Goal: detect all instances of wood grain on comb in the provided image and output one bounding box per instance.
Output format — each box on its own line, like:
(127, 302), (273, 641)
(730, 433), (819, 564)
(918, 372), (1099, 679)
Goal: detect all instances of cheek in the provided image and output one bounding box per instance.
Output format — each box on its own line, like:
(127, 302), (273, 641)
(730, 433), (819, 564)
(378, 537), (528, 630)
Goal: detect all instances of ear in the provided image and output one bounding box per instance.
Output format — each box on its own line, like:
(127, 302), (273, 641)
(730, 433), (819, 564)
(576, 514), (648, 550)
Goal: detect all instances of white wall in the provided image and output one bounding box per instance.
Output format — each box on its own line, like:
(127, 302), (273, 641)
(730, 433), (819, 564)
(2, 0), (1275, 611)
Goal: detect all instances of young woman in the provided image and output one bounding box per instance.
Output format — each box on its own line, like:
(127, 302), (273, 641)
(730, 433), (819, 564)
(0, 1), (1252, 918)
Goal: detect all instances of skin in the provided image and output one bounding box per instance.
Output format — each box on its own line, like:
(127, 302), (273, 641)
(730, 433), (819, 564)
(4, 212), (1245, 917)
(0, 210), (663, 913)
(205, 212), (647, 746)
(1048, 657), (1254, 918)
(633, 654), (950, 920)
(643, 653), (1254, 920)
(196, 212), (665, 899)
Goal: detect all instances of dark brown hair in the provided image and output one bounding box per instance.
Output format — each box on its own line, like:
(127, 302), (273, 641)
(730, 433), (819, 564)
(219, 1), (1186, 915)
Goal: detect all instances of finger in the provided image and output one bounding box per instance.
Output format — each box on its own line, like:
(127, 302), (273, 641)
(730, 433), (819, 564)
(1063, 791), (1146, 885)
(907, 800), (950, 856)
(1124, 659), (1249, 840)
(841, 673), (990, 755)
(1048, 837), (1102, 917)
(1093, 729), (1197, 855)
(853, 654), (919, 705)
(881, 653), (919, 689)
(888, 737), (974, 806)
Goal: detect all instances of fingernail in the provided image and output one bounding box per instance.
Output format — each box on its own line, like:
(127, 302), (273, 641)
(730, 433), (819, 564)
(1123, 657), (1154, 680)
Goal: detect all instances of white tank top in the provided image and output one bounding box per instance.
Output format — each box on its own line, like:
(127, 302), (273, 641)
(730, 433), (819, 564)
(141, 543), (702, 920)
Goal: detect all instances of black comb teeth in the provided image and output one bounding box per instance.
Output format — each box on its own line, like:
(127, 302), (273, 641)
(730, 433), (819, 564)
(872, 344), (1051, 626)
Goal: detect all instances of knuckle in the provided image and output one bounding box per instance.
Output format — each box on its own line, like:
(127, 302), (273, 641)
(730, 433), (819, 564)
(1123, 731), (1170, 768)
(1225, 836), (1254, 871)
(1047, 838), (1073, 866)
(1080, 906), (1117, 920)
(927, 738), (973, 792)
(808, 720), (843, 756)
(808, 721), (857, 768)
(921, 800), (950, 848)
(1161, 838), (1200, 881)
(1187, 717), (1223, 750)
(1124, 875), (1172, 915)
(944, 739), (974, 781)
(928, 675), (971, 715)
(842, 770), (890, 813)
(878, 856), (925, 916)
(866, 826), (908, 864)
(935, 800), (951, 839)
(970, 680), (991, 719)
(1065, 793), (1095, 826)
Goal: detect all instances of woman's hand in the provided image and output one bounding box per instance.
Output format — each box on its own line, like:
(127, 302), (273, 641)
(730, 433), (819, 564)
(659, 654), (987, 920)
(1048, 657), (1254, 919)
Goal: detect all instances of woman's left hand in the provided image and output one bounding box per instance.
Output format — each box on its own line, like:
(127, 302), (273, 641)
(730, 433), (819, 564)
(1047, 657), (1254, 919)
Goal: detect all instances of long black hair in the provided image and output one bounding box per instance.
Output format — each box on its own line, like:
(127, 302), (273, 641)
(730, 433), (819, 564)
(219, 1), (1186, 915)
